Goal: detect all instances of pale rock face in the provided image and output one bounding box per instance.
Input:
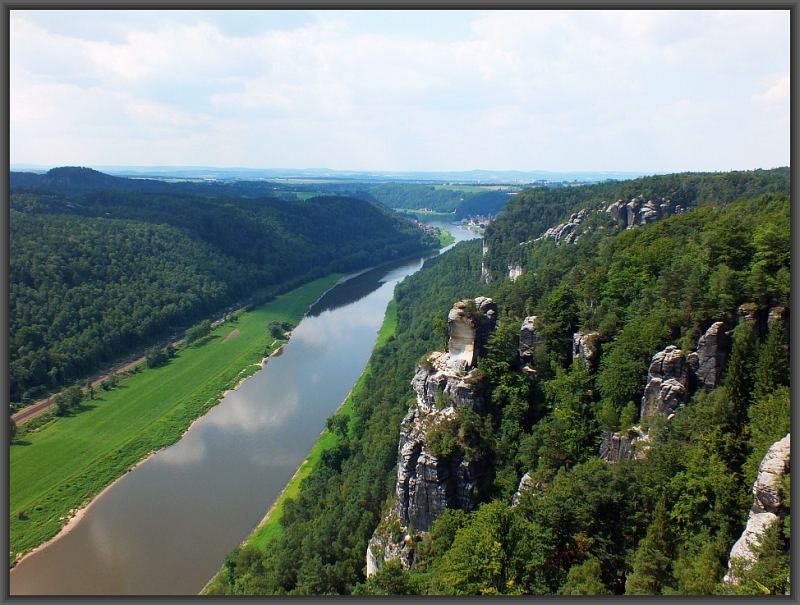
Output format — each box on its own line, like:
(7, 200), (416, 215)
(638, 200), (662, 225)
(686, 321), (730, 392)
(572, 331), (601, 367)
(519, 316), (545, 361)
(752, 433), (791, 515)
(598, 427), (648, 463)
(626, 198), (641, 228)
(369, 298), (498, 573)
(723, 512), (781, 584)
(724, 434), (790, 585)
(508, 262), (523, 281)
(607, 196), (679, 229)
(511, 471), (534, 507)
(640, 345), (689, 421)
(536, 208), (589, 246)
(606, 200), (626, 222)
(481, 240), (492, 284)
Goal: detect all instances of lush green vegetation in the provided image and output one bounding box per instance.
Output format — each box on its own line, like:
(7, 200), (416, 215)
(482, 167), (789, 277)
(214, 168), (790, 595)
(10, 173), (437, 404)
(9, 275), (340, 566)
(369, 183), (509, 218)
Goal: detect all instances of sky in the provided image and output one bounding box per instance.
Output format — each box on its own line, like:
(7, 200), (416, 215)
(9, 9), (791, 174)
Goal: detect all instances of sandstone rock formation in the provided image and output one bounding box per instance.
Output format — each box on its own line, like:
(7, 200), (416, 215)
(605, 196), (685, 230)
(481, 240), (492, 284)
(572, 331), (601, 368)
(687, 322), (730, 392)
(519, 316), (545, 363)
(536, 209), (589, 246)
(367, 297), (498, 575)
(598, 428), (648, 463)
(640, 345), (690, 421)
(507, 262), (523, 281)
(602, 321), (733, 463)
(724, 434), (790, 585)
(511, 471), (534, 507)
(768, 306), (789, 339)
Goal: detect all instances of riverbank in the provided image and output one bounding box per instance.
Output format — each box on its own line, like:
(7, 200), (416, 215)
(201, 299), (399, 595)
(9, 274), (344, 568)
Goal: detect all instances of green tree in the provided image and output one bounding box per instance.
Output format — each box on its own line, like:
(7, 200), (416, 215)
(625, 500), (672, 595)
(753, 317), (789, 401)
(559, 558), (612, 595)
(723, 320), (758, 416)
(433, 311), (449, 351)
(352, 560), (417, 595)
(542, 284), (580, 365)
(435, 501), (511, 595)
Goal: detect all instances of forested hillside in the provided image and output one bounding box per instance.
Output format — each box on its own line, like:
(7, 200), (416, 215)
(10, 176), (437, 405)
(368, 183), (510, 219)
(482, 168), (789, 277)
(213, 168), (790, 595)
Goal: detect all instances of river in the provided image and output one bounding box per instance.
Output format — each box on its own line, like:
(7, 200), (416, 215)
(9, 217), (479, 595)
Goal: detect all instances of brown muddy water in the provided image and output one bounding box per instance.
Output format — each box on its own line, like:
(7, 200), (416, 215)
(9, 220), (478, 595)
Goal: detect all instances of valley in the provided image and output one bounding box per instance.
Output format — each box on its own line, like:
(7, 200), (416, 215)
(9, 166), (791, 596)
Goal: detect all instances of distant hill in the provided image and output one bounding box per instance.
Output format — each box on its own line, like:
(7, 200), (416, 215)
(11, 164), (658, 184)
(11, 166), (304, 199)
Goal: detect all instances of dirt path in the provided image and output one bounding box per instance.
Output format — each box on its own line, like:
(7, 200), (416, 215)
(221, 328), (240, 343)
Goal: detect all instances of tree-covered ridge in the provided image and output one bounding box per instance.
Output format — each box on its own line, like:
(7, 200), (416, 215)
(367, 183), (510, 219)
(215, 171), (790, 595)
(482, 167), (790, 277)
(10, 190), (438, 404)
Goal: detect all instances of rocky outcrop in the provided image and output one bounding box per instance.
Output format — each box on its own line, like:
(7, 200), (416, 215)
(480, 240), (492, 284)
(572, 331), (601, 368)
(606, 196), (685, 230)
(508, 262), (523, 281)
(603, 322), (732, 463)
(519, 316), (545, 362)
(511, 471), (534, 507)
(598, 428), (648, 463)
(687, 322), (730, 392)
(640, 345), (690, 421)
(768, 306), (789, 339)
(536, 209), (589, 246)
(724, 434), (790, 585)
(367, 297), (498, 575)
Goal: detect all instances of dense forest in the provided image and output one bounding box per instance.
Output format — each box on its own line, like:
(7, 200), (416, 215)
(12, 167), (513, 218)
(367, 183), (511, 219)
(212, 167), (790, 595)
(10, 170), (438, 404)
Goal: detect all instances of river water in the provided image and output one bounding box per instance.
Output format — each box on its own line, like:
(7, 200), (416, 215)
(10, 218), (479, 595)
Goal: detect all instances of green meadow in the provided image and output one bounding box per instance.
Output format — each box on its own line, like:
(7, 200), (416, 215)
(9, 274), (342, 566)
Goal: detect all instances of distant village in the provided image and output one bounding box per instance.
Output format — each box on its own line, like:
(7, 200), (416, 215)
(409, 213), (492, 235)
(460, 215), (492, 229)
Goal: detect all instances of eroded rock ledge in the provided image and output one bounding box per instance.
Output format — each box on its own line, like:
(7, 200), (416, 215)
(723, 434), (790, 586)
(367, 297), (497, 575)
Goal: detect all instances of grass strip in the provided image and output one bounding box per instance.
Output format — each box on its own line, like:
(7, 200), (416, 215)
(9, 274), (342, 567)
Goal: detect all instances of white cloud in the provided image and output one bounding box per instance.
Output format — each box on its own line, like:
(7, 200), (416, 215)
(10, 9), (790, 172)
(752, 74), (790, 106)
